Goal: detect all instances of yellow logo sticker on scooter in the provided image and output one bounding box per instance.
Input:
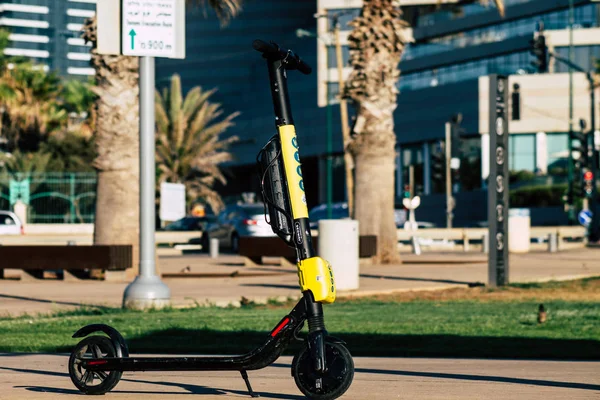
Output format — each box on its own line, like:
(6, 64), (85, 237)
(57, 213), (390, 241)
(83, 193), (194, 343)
(278, 125), (308, 219)
(297, 256), (336, 304)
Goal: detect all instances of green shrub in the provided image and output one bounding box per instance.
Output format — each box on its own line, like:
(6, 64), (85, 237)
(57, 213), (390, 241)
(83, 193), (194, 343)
(509, 184), (567, 207)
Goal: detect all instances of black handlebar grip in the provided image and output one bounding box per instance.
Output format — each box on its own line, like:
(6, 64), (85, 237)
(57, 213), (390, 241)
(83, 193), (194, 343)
(253, 39), (312, 75)
(296, 58), (312, 75)
(253, 39), (279, 54)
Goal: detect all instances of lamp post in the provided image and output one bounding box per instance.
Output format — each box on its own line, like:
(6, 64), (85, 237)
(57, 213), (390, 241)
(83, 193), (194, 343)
(296, 28), (334, 219)
(567, 0), (575, 223)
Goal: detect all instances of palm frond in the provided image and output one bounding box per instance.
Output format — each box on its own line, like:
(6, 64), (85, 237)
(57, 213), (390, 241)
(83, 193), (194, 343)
(187, 0), (243, 26)
(155, 74), (239, 210)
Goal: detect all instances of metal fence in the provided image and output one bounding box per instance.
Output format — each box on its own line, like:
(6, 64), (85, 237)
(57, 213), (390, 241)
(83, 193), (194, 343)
(0, 173), (97, 223)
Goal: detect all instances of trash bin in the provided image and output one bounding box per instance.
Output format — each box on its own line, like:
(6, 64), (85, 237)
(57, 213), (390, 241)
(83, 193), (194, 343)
(318, 220), (359, 291)
(509, 208), (530, 253)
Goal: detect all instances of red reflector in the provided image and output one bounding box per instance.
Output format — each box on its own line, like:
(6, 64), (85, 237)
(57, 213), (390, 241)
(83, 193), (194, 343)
(243, 219), (258, 226)
(88, 360), (108, 365)
(584, 171), (593, 181)
(271, 317), (290, 337)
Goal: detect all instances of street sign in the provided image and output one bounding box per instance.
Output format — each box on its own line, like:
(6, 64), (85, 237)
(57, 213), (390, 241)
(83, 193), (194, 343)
(160, 182), (186, 222)
(9, 179), (30, 206)
(122, 0), (185, 58)
(578, 209), (592, 227)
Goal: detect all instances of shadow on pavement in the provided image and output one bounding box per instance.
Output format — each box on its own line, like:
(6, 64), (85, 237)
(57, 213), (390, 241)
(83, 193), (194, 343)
(240, 283), (300, 290)
(51, 328), (599, 360)
(4, 367), (302, 399)
(354, 368), (600, 392)
(5, 364), (599, 396)
(268, 362), (600, 392)
(359, 274), (485, 287)
(0, 293), (115, 310)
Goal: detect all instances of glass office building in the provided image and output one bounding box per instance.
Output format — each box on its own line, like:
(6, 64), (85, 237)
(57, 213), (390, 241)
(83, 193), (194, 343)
(0, 0), (95, 77)
(158, 0), (600, 225)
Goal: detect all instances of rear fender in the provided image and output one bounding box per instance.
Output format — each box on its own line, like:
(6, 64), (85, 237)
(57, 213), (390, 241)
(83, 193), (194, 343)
(72, 324), (129, 357)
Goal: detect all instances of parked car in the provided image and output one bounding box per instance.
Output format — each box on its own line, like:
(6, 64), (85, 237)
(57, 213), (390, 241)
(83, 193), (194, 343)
(161, 215), (216, 248)
(163, 216), (214, 232)
(0, 211), (23, 235)
(204, 203), (274, 253)
(308, 202), (413, 229)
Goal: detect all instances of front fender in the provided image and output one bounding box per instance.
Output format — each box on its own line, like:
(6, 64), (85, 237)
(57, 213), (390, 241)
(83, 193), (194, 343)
(72, 324), (129, 357)
(325, 335), (346, 345)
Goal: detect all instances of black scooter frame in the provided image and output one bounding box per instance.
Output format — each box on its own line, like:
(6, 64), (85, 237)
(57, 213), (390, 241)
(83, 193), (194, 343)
(70, 40), (339, 399)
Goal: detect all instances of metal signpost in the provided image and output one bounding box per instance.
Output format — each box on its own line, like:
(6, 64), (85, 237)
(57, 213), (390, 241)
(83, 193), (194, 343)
(97, 0), (185, 308)
(488, 75), (510, 287)
(444, 122), (454, 228)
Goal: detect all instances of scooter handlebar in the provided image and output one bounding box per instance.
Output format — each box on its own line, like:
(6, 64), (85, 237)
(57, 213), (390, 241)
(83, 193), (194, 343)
(252, 39), (312, 75)
(252, 39), (279, 54)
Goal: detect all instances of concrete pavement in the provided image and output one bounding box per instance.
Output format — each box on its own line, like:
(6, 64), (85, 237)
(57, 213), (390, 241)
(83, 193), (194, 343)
(1, 249), (599, 316)
(0, 353), (598, 399)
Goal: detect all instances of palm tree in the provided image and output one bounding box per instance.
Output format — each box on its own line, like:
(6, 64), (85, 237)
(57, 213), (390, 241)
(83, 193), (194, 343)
(83, 0), (242, 274)
(344, 0), (504, 263)
(60, 78), (97, 138)
(0, 150), (51, 195)
(155, 74), (239, 212)
(0, 63), (67, 152)
(0, 28), (10, 73)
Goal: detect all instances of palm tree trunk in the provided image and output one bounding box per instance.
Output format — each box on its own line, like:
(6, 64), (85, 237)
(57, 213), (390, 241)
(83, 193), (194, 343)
(93, 68), (140, 277)
(344, 0), (406, 264)
(355, 152), (397, 263)
(352, 101), (399, 264)
(83, 18), (140, 277)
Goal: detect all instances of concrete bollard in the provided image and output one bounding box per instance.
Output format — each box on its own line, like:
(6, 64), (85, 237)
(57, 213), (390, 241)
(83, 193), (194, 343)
(210, 238), (219, 259)
(482, 232), (489, 254)
(463, 233), (470, 252)
(548, 233), (558, 253)
(411, 236), (421, 255)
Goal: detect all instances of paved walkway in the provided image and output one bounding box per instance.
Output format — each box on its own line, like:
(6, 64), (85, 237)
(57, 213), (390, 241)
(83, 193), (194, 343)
(0, 353), (598, 399)
(1, 249), (599, 316)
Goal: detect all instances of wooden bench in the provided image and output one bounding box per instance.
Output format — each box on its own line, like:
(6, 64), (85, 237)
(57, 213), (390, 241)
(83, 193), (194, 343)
(239, 235), (377, 266)
(0, 245), (132, 281)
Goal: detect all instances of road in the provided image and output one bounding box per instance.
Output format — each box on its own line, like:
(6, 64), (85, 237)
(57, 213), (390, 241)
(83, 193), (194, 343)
(0, 353), (598, 399)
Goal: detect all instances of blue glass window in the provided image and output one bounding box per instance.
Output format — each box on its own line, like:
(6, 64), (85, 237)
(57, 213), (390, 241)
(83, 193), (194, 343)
(407, 4), (599, 60)
(509, 134), (536, 172)
(546, 133), (569, 174)
(554, 45), (600, 73)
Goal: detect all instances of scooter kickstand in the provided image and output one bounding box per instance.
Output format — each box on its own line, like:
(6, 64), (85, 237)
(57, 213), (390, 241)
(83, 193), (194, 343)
(240, 370), (259, 398)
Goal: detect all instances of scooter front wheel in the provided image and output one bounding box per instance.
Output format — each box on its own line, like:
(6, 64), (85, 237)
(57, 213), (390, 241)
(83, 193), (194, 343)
(68, 335), (122, 395)
(292, 341), (354, 400)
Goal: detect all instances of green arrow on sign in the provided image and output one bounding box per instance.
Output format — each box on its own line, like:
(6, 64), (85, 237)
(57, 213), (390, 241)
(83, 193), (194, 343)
(129, 29), (136, 49)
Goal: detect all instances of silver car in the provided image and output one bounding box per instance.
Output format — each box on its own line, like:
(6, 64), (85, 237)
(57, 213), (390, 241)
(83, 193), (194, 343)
(205, 203), (275, 252)
(0, 210), (23, 235)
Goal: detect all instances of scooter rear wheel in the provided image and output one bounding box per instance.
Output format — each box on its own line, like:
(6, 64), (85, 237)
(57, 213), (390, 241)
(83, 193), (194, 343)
(68, 335), (122, 395)
(292, 341), (354, 400)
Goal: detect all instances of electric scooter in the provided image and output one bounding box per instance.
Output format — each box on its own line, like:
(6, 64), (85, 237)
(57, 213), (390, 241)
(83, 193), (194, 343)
(67, 39), (355, 400)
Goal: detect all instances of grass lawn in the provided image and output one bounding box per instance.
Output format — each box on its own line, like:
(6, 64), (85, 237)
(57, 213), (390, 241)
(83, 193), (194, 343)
(1, 278), (599, 359)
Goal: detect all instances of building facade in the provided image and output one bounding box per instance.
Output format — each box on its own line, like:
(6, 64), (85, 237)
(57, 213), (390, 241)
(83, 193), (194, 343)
(318, 0), (600, 225)
(0, 0), (95, 77)
(157, 0), (600, 225)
